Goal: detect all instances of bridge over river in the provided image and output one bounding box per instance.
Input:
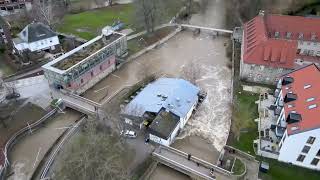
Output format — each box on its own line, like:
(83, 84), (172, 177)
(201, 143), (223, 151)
(152, 146), (236, 180)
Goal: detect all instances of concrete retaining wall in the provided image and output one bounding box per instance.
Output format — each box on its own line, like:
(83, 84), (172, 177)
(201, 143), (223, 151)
(0, 109), (57, 180)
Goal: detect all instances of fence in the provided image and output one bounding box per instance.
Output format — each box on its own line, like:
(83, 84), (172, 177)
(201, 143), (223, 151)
(0, 109), (57, 180)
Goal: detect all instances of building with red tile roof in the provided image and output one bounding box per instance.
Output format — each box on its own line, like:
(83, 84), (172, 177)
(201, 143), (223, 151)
(269, 64), (320, 170)
(240, 11), (320, 85)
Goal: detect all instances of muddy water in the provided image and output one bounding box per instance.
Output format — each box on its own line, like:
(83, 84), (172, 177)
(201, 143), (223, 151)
(83, 0), (230, 179)
(149, 164), (191, 180)
(85, 31), (231, 151)
(7, 110), (81, 180)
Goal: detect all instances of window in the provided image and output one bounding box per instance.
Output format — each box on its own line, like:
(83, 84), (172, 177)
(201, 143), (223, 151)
(307, 97), (315, 102)
(317, 149), (320, 157)
(304, 84), (312, 89)
(288, 104), (294, 108)
(100, 65), (103, 71)
(297, 154), (306, 162)
(307, 136), (316, 144)
(311, 158), (319, 166)
(302, 145), (311, 154)
(81, 79), (84, 84)
(308, 104), (317, 109)
(91, 71), (94, 77)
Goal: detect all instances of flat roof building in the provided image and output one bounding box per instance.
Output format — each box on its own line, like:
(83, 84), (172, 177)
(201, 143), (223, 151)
(42, 28), (127, 94)
(122, 78), (200, 146)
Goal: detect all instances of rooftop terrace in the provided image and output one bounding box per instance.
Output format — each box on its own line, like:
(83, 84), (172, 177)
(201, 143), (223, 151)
(52, 33), (122, 71)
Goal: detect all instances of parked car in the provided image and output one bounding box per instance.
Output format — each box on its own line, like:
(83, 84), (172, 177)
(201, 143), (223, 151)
(120, 130), (137, 138)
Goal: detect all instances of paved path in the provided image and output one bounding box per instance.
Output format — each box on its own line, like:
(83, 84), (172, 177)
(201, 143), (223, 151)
(153, 146), (233, 180)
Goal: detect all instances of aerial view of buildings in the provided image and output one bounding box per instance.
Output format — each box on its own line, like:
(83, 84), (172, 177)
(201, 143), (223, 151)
(0, 0), (320, 180)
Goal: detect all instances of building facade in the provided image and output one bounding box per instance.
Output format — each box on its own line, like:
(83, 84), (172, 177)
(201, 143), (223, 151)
(12, 22), (60, 54)
(122, 78), (200, 146)
(0, 0), (32, 16)
(257, 64), (320, 170)
(240, 11), (320, 85)
(42, 30), (127, 94)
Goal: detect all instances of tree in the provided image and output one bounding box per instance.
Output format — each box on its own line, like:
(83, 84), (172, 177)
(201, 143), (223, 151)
(30, 0), (68, 28)
(134, 0), (165, 33)
(55, 121), (130, 180)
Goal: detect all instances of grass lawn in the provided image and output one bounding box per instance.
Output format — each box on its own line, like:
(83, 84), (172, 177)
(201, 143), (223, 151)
(232, 158), (246, 175)
(228, 86), (320, 180)
(57, 4), (134, 40)
(258, 158), (320, 180)
(230, 90), (259, 155)
(127, 26), (175, 55)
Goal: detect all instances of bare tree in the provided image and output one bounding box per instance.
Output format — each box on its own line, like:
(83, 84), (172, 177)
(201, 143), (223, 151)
(134, 0), (165, 33)
(30, 0), (67, 28)
(55, 121), (130, 180)
(180, 61), (202, 86)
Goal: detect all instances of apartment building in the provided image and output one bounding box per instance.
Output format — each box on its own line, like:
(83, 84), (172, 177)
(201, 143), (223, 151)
(240, 11), (320, 85)
(256, 64), (320, 170)
(0, 0), (32, 16)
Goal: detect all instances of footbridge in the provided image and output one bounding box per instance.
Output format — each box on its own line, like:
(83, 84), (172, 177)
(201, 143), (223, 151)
(152, 146), (234, 180)
(179, 24), (233, 34)
(52, 89), (103, 117)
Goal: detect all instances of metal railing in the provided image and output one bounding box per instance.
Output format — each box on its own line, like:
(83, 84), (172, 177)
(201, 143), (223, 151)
(0, 109), (57, 180)
(40, 117), (86, 179)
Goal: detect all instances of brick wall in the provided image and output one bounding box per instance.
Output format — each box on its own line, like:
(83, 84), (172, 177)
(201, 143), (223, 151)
(67, 55), (116, 90)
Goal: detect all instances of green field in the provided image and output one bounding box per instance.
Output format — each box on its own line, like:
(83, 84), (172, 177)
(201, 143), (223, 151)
(231, 90), (259, 155)
(229, 88), (320, 180)
(57, 4), (134, 40)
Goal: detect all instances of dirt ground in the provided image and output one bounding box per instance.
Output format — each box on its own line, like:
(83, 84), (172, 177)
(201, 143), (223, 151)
(0, 100), (45, 149)
(7, 109), (82, 180)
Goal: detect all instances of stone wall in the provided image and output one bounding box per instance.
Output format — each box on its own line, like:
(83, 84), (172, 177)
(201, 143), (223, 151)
(240, 60), (291, 85)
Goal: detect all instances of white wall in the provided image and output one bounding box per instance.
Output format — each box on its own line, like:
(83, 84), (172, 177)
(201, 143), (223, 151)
(14, 36), (60, 52)
(297, 41), (320, 57)
(149, 119), (181, 146)
(278, 128), (320, 170)
(179, 101), (197, 129)
(149, 134), (170, 146)
(28, 36), (60, 52)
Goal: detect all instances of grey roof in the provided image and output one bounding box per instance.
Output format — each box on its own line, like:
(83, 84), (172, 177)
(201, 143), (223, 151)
(21, 23), (57, 43)
(149, 109), (180, 140)
(124, 78), (200, 119)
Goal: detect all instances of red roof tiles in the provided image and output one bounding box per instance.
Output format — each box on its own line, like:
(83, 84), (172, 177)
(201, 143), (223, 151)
(243, 14), (320, 69)
(281, 64), (320, 135)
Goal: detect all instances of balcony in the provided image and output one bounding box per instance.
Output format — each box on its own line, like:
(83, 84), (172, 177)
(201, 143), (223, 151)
(255, 93), (281, 159)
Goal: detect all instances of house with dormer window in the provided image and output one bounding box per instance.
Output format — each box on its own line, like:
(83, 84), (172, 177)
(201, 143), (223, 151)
(12, 22), (60, 54)
(256, 64), (320, 171)
(240, 11), (320, 84)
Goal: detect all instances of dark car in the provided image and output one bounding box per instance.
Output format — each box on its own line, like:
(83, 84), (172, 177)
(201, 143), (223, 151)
(5, 92), (20, 100)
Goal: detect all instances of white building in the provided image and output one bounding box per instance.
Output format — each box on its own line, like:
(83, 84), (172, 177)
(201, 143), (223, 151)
(261, 64), (320, 170)
(13, 22), (60, 54)
(122, 78), (200, 146)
